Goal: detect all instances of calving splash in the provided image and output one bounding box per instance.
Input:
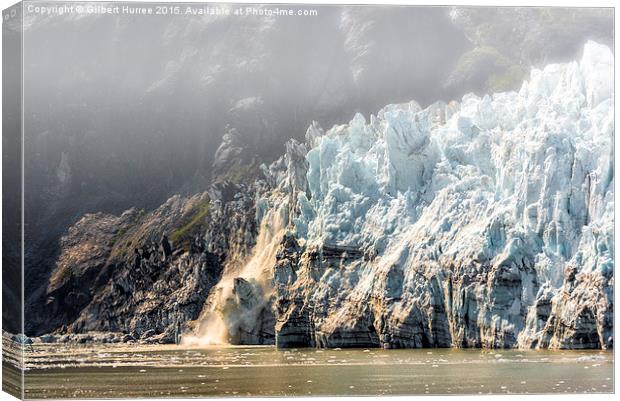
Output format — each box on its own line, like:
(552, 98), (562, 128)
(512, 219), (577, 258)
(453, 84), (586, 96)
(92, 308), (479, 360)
(183, 200), (288, 345)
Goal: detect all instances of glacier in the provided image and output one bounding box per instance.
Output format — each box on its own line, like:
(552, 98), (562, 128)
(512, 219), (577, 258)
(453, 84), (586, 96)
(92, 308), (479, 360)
(38, 41), (613, 350)
(190, 40), (614, 350)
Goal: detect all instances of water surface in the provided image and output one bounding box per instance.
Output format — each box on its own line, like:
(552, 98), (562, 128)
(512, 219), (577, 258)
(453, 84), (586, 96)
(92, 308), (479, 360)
(19, 343), (613, 398)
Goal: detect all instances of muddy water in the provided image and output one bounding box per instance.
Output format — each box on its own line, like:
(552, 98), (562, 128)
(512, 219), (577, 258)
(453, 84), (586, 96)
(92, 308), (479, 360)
(18, 344), (613, 398)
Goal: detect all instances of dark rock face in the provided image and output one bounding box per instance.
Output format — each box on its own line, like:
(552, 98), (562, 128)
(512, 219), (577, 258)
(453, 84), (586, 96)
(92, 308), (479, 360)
(29, 126), (271, 341)
(37, 174), (267, 341)
(39, 193), (221, 340)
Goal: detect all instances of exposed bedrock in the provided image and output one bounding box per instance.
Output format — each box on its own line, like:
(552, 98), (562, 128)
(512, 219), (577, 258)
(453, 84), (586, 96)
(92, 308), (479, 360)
(40, 139), (269, 341)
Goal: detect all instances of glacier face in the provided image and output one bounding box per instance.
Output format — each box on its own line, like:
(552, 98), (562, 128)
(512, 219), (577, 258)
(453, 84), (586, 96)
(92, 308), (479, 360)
(297, 40), (612, 273)
(259, 41), (613, 349)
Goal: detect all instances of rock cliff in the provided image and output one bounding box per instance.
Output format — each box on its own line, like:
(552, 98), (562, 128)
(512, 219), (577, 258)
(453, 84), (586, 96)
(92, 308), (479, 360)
(42, 172), (268, 343)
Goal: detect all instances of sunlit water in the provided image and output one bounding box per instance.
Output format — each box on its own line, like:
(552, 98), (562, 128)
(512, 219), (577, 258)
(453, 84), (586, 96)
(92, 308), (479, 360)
(16, 344), (613, 398)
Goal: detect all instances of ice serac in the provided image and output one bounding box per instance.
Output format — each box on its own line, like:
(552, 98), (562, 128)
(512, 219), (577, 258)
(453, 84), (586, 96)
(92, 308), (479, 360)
(265, 41), (613, 349)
